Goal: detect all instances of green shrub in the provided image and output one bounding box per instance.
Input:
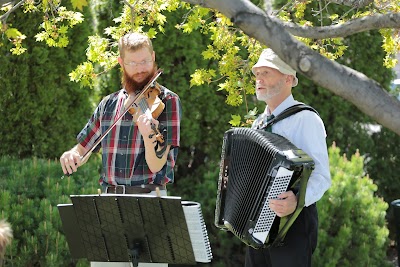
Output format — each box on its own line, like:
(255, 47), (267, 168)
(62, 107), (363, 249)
(0, 6), (93, 160)
(313, 143), (391, 267)
(0, 142), (392, 266)
(0, 156), (101, 266)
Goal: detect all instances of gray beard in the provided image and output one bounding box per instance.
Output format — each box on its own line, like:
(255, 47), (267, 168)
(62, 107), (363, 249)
(256, 80), (284, 101)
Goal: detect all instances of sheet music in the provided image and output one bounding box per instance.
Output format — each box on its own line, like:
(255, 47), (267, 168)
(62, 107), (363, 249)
(181, 201), (213, 263)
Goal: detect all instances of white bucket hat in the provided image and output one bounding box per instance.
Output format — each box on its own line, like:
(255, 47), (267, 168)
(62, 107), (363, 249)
(252, 48), (298, 87)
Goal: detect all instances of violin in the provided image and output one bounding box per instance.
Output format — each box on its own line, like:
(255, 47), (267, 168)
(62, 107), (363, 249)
(124, 69), (165, 144)
(83, 69), (165, 162)
(125, 82), (165, 122)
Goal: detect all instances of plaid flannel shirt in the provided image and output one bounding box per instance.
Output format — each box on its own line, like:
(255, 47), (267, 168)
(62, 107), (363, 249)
(77, 86), (181, 186)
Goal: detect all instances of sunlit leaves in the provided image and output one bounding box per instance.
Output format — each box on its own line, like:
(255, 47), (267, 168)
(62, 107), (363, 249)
(229, 107), (258, 128)
(177, 6), (264, 128)
(22, 0), (37, 13)
(4, 28), (27, 55)
(69, 35), (118, 87)
(71, 0), (88, 11)
(1, 4), (29, 54)
(280, 0), (399, 68)
(69, 62), (96, 89)
(294, 2), (309, 19)
(380, 28), (400, 68)
(176, 6), (210, 33)
(69, 0), (182, 87)
(10, 46), (27, 55)
(1, 0), (85, 54)
(278, 1), (348, 61)
(112, 0), (177, 37)
(179, 7), (261, 104)
(190, 69), (216, 87)
(202, 45), (220, 60)
(35, 7), (84, 48)
(87, 36), (118, 70)
(229, 115), (241, 127)
(5, 27), (22, 39)
(87, 36), (110, 62)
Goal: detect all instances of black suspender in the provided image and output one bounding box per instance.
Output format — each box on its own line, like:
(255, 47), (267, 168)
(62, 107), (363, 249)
(260, 103), (319, 131)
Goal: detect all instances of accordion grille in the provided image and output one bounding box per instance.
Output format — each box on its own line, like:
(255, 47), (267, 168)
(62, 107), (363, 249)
(223, 128), (299, 239)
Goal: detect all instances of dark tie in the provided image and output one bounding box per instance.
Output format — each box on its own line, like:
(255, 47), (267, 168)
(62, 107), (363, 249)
(265, 114), (274, 132)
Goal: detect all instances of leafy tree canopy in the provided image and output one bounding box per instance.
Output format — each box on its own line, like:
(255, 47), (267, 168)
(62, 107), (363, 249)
(1, 0), (400, 134)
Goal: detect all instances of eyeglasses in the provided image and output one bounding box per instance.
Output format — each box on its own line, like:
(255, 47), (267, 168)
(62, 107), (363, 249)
(123, 59), (153, 67)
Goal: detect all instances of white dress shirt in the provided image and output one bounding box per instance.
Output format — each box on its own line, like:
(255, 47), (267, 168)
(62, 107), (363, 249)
(252, 95), (331, 206)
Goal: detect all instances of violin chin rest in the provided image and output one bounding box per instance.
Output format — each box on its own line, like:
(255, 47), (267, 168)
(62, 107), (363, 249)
(151, 101), (165, 119)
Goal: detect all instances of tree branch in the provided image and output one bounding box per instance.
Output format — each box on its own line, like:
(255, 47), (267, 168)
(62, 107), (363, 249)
(0, 0), (14, 7)
(180, 0), (400, 136)
(0, 0), (25, 25)
(122, 0), (140, 32)
(281, 12), (400, 39)
(327, 0), (373, 8)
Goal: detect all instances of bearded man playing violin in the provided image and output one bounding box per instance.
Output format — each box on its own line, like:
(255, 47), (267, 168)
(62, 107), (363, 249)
(60, 32), (181, 205)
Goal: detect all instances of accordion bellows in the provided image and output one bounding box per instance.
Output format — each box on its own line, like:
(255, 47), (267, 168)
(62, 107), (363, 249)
(215, 128), (314, 249)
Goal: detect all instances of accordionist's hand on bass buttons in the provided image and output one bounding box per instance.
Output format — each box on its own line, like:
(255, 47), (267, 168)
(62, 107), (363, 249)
(269, 190), (298, 217)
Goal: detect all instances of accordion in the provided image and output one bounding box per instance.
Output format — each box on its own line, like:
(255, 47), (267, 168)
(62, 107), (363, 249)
(215, 128), (314, 249)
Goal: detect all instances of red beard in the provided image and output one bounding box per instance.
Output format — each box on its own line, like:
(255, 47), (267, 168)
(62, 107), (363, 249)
(122, 66), (157, 94)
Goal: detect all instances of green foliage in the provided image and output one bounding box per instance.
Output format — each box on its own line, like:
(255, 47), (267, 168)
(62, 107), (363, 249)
(1, 0), (86, 54)
(274, 0), (400, 69)
(35, 7), (84, 48)
(380, 29), (400, 68)
(78, 0), (123, 99)
(313, 144), (390, 267)
(68, 0), (184, 90)
(177, 9), (262, 112)
(0, 155), (101, 266)
(0, 4), (93, 159)
(4, 28), (27, 55)
(149, 8), (251, 162)
(0, 148), (393, 266)
(0, 1), (398, 266)
(367, 128), (400, 239)
(63, 3), (262, 124)
(294, 14), (398, 218)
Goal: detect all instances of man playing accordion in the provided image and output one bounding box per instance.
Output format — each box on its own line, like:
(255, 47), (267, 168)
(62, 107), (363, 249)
(245, 49), (331, 267)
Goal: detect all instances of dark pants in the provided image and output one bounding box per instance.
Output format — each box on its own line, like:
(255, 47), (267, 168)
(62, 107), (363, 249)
(245, 204), (318, 267)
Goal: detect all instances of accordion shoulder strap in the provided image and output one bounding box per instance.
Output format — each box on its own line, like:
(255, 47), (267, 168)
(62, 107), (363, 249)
(265, 103), (319, 129)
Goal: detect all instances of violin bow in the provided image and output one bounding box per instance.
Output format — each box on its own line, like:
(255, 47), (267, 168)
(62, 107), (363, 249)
(62, 69), (163, 178)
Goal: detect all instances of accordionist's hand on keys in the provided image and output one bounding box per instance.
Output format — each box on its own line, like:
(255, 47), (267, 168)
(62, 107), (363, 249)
(269, 191), (298, 217)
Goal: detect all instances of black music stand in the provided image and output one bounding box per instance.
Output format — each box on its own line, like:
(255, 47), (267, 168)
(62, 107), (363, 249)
(57, 194), (197, 266)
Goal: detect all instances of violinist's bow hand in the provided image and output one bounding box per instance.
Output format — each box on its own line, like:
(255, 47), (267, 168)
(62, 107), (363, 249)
(60, 150), (81, 178)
